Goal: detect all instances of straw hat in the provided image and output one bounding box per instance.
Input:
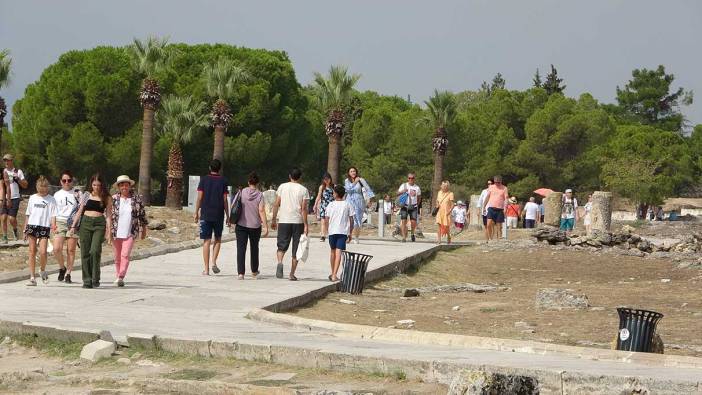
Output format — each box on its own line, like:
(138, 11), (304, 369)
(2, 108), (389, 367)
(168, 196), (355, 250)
(457, 200), (465, 206)
(113, 175), (135, 189)
(2, 154), (13, 161)
(509, 196), (517, 203)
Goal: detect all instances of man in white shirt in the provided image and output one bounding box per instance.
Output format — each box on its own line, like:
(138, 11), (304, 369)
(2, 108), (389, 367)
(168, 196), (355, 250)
(397, 173), (421, 242)
(477, 178), (493, 231)
(271, 168), (309, 281)
(522, 196), (540, 229)
(2, 154), (28, 243)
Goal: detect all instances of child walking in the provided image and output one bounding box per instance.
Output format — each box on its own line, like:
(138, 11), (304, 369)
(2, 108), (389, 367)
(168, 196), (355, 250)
(324, 184), (354, 282)
(24, 176), (57, 286)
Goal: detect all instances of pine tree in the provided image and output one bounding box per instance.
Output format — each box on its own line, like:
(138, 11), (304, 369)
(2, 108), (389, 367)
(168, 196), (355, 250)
(533, 68), (542, 88)
(491, 73), (506, 90)
(544, 64), (566, 95)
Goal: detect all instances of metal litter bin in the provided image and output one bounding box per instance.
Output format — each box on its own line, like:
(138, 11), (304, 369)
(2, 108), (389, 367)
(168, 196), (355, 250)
(340, 251), (373, 294)
(616, 307), (664, 353)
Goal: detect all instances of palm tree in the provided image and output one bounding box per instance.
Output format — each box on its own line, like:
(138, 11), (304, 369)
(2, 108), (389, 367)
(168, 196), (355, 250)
(0, 49), (12, 149)
(127, 36), (173, 205)
(156, 95), (208, 209)
(312, 65), (361, 184)
(421, 90), (456, 208)
(202, 59), (251, 166)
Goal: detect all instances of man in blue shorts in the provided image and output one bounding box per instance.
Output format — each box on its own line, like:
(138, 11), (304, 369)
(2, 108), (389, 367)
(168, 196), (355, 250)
(194, 159), (229, 275)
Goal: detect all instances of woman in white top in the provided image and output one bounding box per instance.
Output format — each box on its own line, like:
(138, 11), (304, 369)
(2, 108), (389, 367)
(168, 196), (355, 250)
(53, 170), (80, 284)
(584, 194), (593, 235)
(23, 176), (57, 286)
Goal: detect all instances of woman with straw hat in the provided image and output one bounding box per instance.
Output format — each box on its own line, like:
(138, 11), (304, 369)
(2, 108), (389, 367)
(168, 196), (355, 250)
(109, 175), (148, 287)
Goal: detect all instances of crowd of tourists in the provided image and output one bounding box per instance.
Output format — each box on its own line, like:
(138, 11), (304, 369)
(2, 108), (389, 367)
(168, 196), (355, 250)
(12, 151), (591, 288)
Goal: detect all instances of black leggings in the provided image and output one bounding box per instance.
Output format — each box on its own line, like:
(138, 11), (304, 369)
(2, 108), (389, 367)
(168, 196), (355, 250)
(235, 225), (261, 275)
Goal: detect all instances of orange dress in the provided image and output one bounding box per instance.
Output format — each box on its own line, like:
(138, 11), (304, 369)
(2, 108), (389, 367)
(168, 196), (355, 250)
(435, 190), (454, 235)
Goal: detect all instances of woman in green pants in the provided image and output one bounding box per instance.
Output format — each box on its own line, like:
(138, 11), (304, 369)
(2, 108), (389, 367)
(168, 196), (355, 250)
(71, 174), (112, 288)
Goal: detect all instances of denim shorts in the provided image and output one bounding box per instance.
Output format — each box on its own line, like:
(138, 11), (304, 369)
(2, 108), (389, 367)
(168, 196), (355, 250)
(560, 218), (575, 231)
(199, 219), (224, 240)
(328, 234), (348, 250)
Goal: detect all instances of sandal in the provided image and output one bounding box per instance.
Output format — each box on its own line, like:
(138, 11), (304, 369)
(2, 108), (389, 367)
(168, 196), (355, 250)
(289, 275), (298, 281)
(251, 271), (259, 279)
(211, 265), (220, 274)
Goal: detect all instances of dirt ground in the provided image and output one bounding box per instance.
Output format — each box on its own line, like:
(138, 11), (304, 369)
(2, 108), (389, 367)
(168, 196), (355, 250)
(0, 336), (445, 394)
(291, 243), (702, 357)
(0, 205), (201, 273)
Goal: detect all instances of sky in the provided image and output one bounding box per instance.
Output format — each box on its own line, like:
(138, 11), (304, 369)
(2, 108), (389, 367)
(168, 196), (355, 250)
(1, 0), (701, 130)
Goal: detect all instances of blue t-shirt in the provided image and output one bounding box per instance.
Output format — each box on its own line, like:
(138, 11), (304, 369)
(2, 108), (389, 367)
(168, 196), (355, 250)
(197, 173), (229, 222)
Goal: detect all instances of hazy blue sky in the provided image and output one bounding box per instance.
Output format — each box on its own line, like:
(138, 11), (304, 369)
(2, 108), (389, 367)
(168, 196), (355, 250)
(1, 0), (701, 129)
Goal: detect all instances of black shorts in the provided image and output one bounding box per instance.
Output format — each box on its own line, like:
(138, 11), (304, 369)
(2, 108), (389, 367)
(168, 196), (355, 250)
(25, 225), (50, 239)
(487, 207), (505, 223)
(0, 198), (20, 217)
(400, 206), (418, 221)
(277, 223), (304, 256)
(482, 215), (488, 226)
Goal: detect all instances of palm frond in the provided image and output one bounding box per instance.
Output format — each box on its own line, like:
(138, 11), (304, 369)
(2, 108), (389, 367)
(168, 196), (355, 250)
(0, 49), (12, 89)
(312, 65), (361, 112)
(421, 89), (456, 129)
(157, 94), (208, 145)
(126, 36), (173, 78)
(202, 58), (251, 100)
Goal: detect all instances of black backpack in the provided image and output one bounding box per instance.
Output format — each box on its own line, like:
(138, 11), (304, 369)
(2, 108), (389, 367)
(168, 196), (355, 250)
(229, 189), (243, 225)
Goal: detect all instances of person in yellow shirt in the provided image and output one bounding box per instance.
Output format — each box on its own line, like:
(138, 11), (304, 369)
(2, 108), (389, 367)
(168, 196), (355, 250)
(435, 180), (454, 244)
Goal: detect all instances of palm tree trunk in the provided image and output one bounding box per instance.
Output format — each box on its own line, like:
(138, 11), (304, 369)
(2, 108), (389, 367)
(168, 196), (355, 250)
(213, 125), (225, 165)
(327, 134), (341, 184)
(138, 107), (155, 205)
(165, 142), (184, 210)
(431, 151), (444, 211)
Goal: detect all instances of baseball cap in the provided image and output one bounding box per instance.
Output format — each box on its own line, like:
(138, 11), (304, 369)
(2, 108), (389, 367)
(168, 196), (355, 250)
(565, 188), (573, 193)
(2, 154), (13, 161)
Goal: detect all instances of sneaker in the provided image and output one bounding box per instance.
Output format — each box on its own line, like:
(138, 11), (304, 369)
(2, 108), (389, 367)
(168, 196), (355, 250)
(237, 274), (244, 280)
(276, 263), (284, 279)
(117, 279), (125, 287)
(212, 265), (220, 274)
(64, 274), (72, 284)
(411, 234), (416, 242)
(26, 278), (36, 286)
(58, 268), (66, 282)
(82, 283), (93, 289)
(113, 279), (120, 285)
(320, 236), (325, 242)
(251, 271), (259, 280)
(40, 271), (49, 284)
(92, 282), (100, 288)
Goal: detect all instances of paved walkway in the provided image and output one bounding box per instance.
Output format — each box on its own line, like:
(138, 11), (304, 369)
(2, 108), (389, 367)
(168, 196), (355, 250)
(0, 238), (700, 388)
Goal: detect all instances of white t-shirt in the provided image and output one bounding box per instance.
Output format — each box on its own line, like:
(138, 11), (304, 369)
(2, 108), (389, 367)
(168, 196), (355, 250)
(276, 182), (309, 224)
(524, 202), (539, 220)
(561, 197), (578, 219)
(398, 183), (421, 206)
(117, 197), (133, 239)
(478, 188), (490, 214)
(383, 201), (393, 215)
(451, 206), (467, 224)
(5, 168), (25, 199)
(25, 194), (57, 228)
(326, 200), (355, 236)
(53, 189), (78, 220)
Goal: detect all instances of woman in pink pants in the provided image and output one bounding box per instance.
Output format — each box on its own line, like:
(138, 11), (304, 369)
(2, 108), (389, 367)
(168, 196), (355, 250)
(110, 175), (148, 287)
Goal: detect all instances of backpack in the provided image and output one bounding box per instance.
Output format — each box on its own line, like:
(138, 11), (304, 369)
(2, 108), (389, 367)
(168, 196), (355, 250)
(229, 189), (243, 225)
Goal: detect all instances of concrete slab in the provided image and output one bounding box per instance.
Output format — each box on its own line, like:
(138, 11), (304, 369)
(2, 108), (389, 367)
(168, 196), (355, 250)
(0, 237), (699, 389)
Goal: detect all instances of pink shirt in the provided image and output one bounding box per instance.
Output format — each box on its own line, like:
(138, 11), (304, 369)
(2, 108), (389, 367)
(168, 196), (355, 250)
(487, 184), (509, 209)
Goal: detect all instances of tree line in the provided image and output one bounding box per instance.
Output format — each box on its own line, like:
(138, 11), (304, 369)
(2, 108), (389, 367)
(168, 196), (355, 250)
(0, 41), (699, 209)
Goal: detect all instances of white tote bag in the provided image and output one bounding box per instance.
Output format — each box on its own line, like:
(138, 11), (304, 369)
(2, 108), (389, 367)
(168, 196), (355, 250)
(296, 234), (309, 263)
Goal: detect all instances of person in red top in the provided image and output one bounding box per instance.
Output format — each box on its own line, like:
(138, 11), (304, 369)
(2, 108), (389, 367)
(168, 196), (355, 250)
(505, 196), (520, 229)
(483, 175), (508, 241)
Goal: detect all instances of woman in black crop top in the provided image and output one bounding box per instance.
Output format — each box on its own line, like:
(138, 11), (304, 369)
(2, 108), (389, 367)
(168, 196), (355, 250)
(72, 173), (112, 289)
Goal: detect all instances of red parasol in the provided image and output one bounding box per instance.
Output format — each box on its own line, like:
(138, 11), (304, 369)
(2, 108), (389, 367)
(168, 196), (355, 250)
(533, 188), (554, 197)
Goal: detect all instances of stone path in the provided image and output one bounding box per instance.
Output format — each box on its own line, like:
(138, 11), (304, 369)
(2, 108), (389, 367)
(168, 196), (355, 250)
(0, 237), (700, 391)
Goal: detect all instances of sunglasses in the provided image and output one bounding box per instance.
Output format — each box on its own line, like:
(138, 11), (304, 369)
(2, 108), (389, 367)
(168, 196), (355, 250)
(408, 177), (415, 179)
(61, 179), (73, 184)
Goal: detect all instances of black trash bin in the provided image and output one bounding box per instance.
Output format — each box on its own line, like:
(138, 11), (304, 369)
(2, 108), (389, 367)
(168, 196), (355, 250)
(616, 307), (664, 353)
(340, 251), (373, 294)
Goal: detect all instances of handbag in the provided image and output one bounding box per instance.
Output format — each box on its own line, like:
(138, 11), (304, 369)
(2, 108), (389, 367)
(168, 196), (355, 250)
(229, 189), (243, 225)
(432, 193), (450, 217)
